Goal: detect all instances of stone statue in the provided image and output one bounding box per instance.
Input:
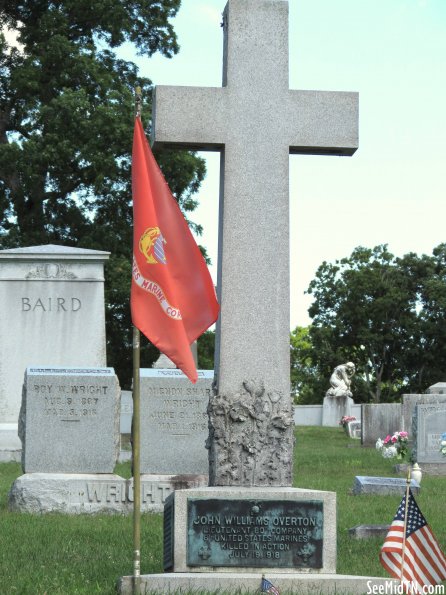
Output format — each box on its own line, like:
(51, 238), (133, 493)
(326, 362), (355, 398)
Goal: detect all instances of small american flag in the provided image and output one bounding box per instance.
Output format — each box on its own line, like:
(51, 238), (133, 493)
(261, 575), (280, 595)
(380, 489), (446, 593)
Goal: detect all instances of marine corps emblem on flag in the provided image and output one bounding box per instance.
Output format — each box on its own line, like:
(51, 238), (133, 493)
(139, 227), (167, 264)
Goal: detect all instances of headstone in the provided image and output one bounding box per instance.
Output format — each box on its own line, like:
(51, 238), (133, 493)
(426, 382), (446, 394)
(402, 387), (446, 439)
(361, 403), (402, 446)
(120, 390), (133, 435)
(352, 476), (420, 496)
(412, 402), (446, 475)
(347, 420), (361, 439)
(8, 471), (209, 515)
(152, 0), (357, 487)
(163, 487), (336, 573)
(0, 244), (109, 459)
(120, 0), (359, 590)
(322, 395), (353, 427)
(19, 367), (120, 473)
(140, 368), (212, 474)
(9, 369), (209, 514)
(348, 525), (390, 540)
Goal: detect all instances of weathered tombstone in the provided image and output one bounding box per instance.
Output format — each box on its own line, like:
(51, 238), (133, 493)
(140, 368), (212, 475)
(120, 390), (133, 436)
(402, 384), (446, 439)
(0, 245), (109, 459)
(119, 0), (359, 591)
(426, 382), (446, 394)
(361, 403), (402, 446)
(322, 396), (354, 427)
(347, 420), (361, 439)
(19, 367), (120, 473)
(348, 525), (391, 540)
(412, 403), (446, 475)
(352, 476), (420, 496)
(9, 367), (128, 514)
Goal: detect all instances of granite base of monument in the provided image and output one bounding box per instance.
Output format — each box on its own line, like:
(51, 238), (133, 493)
(118, 486), (398, 594)
(322, 396), (353, 427)
(8, 473), (209, 514)
(163, 487), (336, 574)
(118, 573), (398, 594)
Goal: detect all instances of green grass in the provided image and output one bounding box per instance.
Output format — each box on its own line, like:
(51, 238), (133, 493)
(1, 427), (445, 594)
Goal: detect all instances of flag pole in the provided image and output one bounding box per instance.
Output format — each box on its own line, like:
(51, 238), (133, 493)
(132, 85), (143, 595)
(400, 466), (412, 587)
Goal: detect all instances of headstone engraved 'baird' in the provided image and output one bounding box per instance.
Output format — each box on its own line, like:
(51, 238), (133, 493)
(0, 245), (109, 460)
(19, 367), (120, 473)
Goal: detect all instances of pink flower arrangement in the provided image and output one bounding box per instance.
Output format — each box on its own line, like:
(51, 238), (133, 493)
(339, 415), (356, 429)
(376, 431), (409, 460)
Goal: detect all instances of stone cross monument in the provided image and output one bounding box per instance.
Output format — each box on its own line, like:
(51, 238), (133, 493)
(152, 0), (358, 486)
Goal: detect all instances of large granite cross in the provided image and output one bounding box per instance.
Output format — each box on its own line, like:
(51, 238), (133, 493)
(152, 0), (358, 486)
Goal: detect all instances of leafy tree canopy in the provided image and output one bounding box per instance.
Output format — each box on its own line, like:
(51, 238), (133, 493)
(0, 0), (208, 386)
(293, 244), (446, 403)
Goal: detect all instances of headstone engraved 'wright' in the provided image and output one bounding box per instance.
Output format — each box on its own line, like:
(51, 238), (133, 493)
(0, 245), (109, 459)
(19, 367), (120, 473)
(140, 368), (212, 474)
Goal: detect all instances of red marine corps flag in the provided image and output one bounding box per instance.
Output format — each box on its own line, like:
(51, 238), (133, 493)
(131, 116), (219, 382)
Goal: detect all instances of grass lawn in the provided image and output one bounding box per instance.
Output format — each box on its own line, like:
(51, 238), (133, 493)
(1, 426), (445, 594)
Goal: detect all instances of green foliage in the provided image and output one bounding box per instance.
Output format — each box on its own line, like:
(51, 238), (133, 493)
(290, 326), (324, 403)
(296, 244), (446, 403)
(197, 330), (215, 370)
(0, 0), (208, 387)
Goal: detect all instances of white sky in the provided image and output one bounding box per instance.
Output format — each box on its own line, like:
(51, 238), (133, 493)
(122, 0), (446, 328)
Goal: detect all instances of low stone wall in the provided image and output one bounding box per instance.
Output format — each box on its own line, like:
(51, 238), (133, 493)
(293, 404), (362, 426)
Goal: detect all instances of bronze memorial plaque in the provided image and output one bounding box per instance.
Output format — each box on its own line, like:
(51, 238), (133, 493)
(187, 498), (323, 568)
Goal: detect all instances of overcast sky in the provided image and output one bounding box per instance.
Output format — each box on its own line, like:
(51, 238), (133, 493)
(121, 0), (446, 328)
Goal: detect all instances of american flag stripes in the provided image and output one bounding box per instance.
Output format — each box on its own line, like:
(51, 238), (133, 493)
(261, 576), (280, 595)
(380, 489), (446, 593)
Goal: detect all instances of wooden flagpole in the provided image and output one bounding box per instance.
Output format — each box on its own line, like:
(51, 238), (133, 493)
(132, 86), (143, 595)
(400, 466), (412, 587)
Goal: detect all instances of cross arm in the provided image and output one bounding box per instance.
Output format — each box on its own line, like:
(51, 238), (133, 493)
(287, 90), (359, 156)
(152, 86), (227, 151)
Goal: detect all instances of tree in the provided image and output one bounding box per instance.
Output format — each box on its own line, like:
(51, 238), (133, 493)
(298, 244), (446, 404)
(290, 326), (321, 403)
(0, 1), (208, 386)
(197, 330), (215, 370)
(305, 245), (417, 403)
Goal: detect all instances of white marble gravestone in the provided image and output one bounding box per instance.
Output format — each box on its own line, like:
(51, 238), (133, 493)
(0, 245), (109, 458)
(412, 402), (446, 475)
